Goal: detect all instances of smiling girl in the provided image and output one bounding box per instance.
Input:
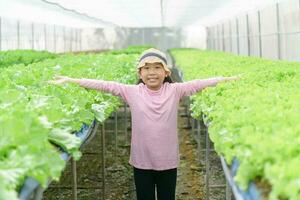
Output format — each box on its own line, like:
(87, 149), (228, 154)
(49, 48), (239, 200)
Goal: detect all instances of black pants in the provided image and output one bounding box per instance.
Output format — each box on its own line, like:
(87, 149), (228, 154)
(133, 167), (177, 200)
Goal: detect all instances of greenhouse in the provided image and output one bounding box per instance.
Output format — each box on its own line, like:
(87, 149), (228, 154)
(0, 0), (299, 200)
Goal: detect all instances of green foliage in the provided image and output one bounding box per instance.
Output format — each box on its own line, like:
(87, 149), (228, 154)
(171, 48), (300, 200)
(0, 49), (57, 69)
(0, 47), (141, 198)
(107, 45), (153, 55)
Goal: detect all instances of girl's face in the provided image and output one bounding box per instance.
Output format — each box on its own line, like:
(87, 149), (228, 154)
(139, 62), (168, 91)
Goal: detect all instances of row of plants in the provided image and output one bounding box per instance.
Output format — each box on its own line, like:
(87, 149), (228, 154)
(170, 49), (300, 200)
(0, 50), (57, 69)
(0, 47), (146, 199)
(107, 45), (152, 55)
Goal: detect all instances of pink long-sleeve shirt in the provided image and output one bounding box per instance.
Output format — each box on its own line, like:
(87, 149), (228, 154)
(78, 78), (225, 170)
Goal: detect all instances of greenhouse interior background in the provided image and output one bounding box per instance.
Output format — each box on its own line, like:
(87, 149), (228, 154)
(1, 0), (300, 200)
(1, 0), (299, 60)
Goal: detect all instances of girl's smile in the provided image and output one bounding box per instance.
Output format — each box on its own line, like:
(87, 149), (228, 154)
(139, 62), (169, 91)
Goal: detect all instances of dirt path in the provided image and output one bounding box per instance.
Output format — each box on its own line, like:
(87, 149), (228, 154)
(176, 105), (205, 200)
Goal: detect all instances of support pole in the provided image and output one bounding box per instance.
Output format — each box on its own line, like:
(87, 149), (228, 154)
(31, 23), (34, 49)
(44, 24), (47, 50)
(205, 124), (210, 200)
(17, 21), (20, 49)
(246, 14), (250, 56)
(114, 112), (118, 162)
(101, 123), (106, 200)
(258, 11), (262, 57)
(124, 103), (128, 145)
(276, 3), (281, 59)
(71, 158), (77, 200)
(236, 18), (240, 55)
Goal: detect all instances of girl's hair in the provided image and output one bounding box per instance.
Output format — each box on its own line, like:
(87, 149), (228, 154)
(137, 76), (173, 84)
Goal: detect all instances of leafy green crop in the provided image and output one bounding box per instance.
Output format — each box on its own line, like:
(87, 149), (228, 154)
(107, 45), (153, 55)
(171, 48), (300, 200)
(0, 49), (57, 69)
(0, 47), (142, 199)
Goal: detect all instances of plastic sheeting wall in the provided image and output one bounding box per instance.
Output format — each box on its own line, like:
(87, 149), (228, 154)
(0, 17), (81, 53)
(80, 26), (206, 51)
(0, 16), (207, 53)
(207, 0), (300, 61)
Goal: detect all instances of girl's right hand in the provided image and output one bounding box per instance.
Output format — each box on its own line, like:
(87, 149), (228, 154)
(224, 74), (243, 82)
(48, 75), (72, 85)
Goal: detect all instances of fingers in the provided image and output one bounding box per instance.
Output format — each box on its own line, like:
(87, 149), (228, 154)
(47, 80), (62, 85)
(54, 75), (67, 80)
(47, 75), (69, 85)
(234, 74), (243, 79)
(47, 80), (58, 85)
(231, 76), (240, 81)
(223, 76), (241, 82)
(230, 74), (242, 80)
(231, 76), (240, 80)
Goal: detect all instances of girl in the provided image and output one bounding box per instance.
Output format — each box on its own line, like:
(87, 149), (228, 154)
(49, 48), (239, 200)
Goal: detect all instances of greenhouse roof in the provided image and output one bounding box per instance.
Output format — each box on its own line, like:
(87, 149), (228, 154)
(0, 0), (283, 28)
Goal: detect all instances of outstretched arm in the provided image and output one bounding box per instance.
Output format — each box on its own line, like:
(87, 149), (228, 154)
(175, 75), (241, 98)
(48, 75), (131, 102)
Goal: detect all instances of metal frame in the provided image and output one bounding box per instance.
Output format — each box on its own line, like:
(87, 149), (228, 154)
(220, 157), (261, 200)
(19, 101), (131, 200)
(19, 120), (99, 200)
(190, 113), (262, 200)
(220, 157), (244, 200)
(186, 101), (228, 200)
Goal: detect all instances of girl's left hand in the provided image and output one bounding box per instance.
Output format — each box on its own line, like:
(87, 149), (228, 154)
(225, 74), (243, 81)
(47, 75), (72, 85)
